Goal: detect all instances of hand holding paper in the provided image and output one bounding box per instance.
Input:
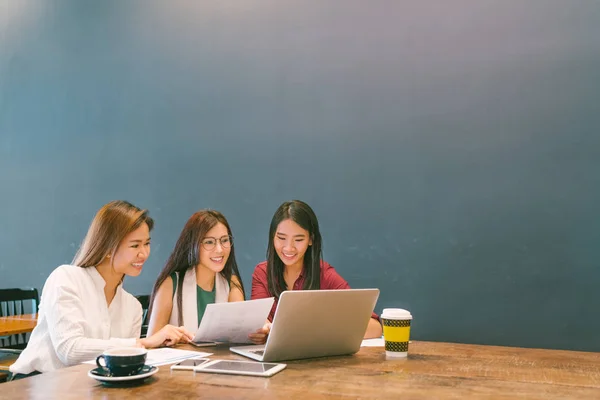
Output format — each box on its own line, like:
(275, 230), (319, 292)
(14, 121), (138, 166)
(192, 298), (274, 344)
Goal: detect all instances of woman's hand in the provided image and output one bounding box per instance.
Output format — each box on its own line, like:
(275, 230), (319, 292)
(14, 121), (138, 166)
(248, 322), (271, 345)
(138, 325), (194, 348)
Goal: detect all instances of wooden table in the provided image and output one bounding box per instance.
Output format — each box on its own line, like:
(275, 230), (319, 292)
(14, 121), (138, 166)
(2, 341), (600, 399)
(0, 314), (37, 375)
(0, 314), (37, 336)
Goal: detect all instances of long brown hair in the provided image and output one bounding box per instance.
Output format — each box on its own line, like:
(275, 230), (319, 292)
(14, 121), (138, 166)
(148, 210), (245, 325)
(72, 200), (154, 268)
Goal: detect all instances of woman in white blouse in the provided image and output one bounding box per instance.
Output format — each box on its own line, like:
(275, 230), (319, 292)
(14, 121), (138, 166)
(9, 200), (194, 379)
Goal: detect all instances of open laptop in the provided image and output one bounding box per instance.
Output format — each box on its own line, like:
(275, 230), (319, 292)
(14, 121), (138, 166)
(230, 288), (379, 362)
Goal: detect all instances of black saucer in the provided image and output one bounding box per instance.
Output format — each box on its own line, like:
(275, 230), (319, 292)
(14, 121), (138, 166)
(88, 365), (158, 386)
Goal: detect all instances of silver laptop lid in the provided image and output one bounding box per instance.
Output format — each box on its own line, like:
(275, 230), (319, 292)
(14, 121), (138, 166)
(261, 288), (379, 362)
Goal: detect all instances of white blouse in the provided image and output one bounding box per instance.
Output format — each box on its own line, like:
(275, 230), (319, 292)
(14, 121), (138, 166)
(10, 265), (142, 374)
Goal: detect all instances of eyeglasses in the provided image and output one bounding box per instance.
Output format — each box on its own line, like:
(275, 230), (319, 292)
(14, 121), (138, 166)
(200, 235), (233, 251)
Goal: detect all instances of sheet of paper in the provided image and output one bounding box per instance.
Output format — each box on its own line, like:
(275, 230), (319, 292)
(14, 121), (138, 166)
(144, 348), (212, 366)
(360, 338), (412, 347)
(83, 348), (212, 366)
(193, 297), (274, 344)
(361, 337), (385, 347)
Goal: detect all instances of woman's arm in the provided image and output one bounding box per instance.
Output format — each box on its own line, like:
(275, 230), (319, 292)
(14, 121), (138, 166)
(146, 277), (174, 337)
(45, 278), (137, 366)
(143, 277), (195, 346)
(137, 325), (194, 348)
(364, 317), (383, 339)
(323, 265), (382, 336)
(228, 275), (245, 302)
(130, 298), (143, 338)
(251, 264), (270, 300)
(248, 321), (271, 345)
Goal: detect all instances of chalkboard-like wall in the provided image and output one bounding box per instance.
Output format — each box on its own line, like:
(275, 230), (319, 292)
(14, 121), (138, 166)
(1, 1), (599, 351)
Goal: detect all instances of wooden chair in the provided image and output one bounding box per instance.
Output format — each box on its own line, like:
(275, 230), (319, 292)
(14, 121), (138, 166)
(0, 288), (39, 350)
(135, 295), (150, 338)
(0, 350), (19, 382)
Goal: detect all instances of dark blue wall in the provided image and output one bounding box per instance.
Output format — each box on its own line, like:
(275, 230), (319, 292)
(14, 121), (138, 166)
(1, 1), (599, 351)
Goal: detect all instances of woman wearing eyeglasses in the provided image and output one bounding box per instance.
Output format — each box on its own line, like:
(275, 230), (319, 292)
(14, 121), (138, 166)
(147, 210), (246, 337)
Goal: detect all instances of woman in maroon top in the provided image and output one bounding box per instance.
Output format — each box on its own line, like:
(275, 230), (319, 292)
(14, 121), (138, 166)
(249, 200), (382, 344)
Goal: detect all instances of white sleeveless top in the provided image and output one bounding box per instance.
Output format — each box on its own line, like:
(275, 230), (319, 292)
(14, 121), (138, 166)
(168, 267), (230, 332)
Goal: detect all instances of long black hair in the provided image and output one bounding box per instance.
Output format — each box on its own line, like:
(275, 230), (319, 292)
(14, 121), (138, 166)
(149, 210), (245, 325)
(266, 200), (323, 297)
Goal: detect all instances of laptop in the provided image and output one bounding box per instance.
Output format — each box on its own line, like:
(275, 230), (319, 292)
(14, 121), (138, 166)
(230, 288), (379, 362)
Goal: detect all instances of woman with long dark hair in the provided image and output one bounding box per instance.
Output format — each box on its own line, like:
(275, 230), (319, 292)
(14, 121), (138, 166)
(147, 210), (245, 336)
(249, 200), (382, 344)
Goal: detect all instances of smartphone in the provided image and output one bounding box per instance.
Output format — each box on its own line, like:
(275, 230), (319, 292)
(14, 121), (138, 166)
(194, 359), (286, 377)
(170, 358), (211, 371)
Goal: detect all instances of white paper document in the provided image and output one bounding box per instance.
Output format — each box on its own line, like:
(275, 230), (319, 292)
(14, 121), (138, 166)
(192, 297), (274, 344)
(83, 348), (212, 366)
(144, 348), (212, 366)
(360, 338), (412, 347)
(361, 337), (385, 347)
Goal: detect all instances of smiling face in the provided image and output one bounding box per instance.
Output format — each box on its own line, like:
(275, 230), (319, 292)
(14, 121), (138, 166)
(111, 222), (151, 277)
(273, 219), (313, 269)
(197, 222), (231, 274)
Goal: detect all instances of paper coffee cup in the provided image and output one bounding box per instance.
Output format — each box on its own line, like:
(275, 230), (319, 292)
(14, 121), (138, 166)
(381, 308), (412, 358)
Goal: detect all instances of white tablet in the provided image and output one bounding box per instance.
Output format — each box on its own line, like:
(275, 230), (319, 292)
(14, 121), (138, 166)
(194, 359), (286, 377)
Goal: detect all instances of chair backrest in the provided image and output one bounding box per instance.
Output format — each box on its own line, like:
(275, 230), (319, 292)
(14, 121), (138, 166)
(0, 288), (39, 349)
(135, 295), (150, 338)
(0, 288), (39, 318)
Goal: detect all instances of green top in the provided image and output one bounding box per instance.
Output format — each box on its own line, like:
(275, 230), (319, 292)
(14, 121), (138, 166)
(171, 272), (216, 325)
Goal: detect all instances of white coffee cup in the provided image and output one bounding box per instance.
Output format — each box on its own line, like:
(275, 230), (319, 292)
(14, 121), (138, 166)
(381, 308), (412, 358)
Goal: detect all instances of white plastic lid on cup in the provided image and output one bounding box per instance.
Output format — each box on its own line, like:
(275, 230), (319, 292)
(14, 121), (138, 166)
(381, 308), (412, 320)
